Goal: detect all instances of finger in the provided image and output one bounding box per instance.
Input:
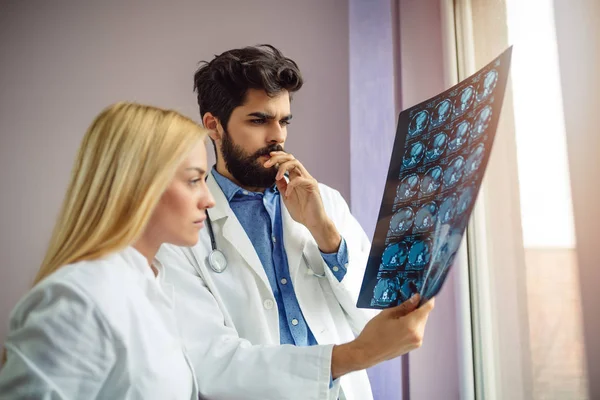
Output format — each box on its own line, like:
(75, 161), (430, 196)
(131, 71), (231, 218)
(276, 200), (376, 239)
(284, 177), (313, 197)
(276, 160), (303, 180)
(268, 153), (310, 177)
(410, 298), (435, 321)
(387, 294), (420, 318)
(264, 152), (295, 167)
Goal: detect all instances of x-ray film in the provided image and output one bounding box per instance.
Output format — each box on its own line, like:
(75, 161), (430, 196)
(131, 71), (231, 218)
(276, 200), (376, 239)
(357, 47), (512, 309)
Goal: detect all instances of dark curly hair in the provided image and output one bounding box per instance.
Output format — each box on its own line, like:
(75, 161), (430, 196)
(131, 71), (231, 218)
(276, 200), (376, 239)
(193, 44), (304, 132)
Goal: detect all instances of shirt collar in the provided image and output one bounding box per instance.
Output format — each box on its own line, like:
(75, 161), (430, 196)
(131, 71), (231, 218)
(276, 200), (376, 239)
(211, 167), (278, 202)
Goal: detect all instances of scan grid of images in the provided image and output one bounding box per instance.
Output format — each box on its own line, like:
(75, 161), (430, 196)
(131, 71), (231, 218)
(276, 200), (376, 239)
(357, 48), (512, 309)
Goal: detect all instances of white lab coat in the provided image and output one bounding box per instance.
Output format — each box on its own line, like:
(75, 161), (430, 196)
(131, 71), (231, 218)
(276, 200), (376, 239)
(0, 247), (198, 400)
(157, 174), (376, 400)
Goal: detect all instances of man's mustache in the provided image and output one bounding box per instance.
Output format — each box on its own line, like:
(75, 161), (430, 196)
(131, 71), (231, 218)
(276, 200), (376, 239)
(253, 144), (285, 158)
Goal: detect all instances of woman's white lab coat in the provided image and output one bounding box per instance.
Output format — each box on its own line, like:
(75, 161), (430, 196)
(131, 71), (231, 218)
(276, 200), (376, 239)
(0, 247), (198, 400)
(157, 175), (376, 400)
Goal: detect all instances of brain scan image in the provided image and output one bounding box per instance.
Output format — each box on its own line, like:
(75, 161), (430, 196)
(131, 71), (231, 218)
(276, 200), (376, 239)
(457, 186), (475, 215)
(372, 276), (401, 307)
(396, 174), (420, 201)
(448, 121), (470, 151)
(423, 252), (457, 300)
(389, 207), (415, 235)
(477, 69), (499, 102)
(466, 144), (485, 177)
(455, 86), (475, 115)
(432, 99), (453, 127)
(414, 202), (438, 231)
(408, 110), (430, 137)
(380, 242), (409, 271)
(402, 141), (425, 169)
(420, 166), (443, 195)
(471, 105), (493, 139)
(434, 232), (463, 265)
(443, 156), (466, 187)
(438, 194), (458, 224)
(408, 239), (432, 268)
(399, 278), (421, 302)
(424, 133), (448, 162)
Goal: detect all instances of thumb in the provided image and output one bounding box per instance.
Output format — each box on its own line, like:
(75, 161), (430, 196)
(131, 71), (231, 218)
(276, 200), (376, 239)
(387, 294), (420, 318)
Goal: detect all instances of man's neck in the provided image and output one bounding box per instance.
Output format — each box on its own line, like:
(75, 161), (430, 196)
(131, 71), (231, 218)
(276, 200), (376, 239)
(215, 162), (267, 193)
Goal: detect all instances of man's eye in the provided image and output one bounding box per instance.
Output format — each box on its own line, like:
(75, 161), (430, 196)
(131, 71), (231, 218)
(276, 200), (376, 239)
(280, 120), (291, 126)
(250, 119), (266, 125)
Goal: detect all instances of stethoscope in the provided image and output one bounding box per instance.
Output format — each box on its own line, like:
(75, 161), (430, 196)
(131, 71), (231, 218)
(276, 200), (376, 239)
(205, 209), (326, 278)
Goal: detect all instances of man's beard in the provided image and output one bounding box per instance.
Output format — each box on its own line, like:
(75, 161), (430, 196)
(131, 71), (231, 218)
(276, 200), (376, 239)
(221, 129), (284, 189)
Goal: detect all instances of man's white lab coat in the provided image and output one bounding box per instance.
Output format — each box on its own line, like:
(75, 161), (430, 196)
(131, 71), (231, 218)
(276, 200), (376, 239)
(158, 174), (376, 400)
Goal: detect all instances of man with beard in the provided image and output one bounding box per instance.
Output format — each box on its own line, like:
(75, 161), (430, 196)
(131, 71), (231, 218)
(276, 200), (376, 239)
(157, 45), (434, 400)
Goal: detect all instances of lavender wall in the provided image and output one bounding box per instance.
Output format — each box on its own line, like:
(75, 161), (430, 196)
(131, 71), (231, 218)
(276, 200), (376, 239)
(348, 1), (404, 399)
(0, 0), (351, 344)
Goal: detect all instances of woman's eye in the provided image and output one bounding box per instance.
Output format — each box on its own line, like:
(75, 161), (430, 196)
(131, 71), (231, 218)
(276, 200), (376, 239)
(189, 178), (202, 186)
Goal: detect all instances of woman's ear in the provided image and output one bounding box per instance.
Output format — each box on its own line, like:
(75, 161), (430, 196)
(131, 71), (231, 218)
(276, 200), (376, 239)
(202, 113), (222, 142)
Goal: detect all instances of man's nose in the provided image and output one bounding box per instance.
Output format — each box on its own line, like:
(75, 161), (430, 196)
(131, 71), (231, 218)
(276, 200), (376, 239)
(267, 123), (286, 144)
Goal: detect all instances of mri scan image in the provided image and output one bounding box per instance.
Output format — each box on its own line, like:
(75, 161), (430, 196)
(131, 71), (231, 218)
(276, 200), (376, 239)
(457, 186), (475, 215)
(357, 47), (512, 310)
(424, 133), (448, 162)
(448, 121), (470, 151)
(455, 85), (475, 115)
(466, 144), (485, 177)
(414, 202), (438, 231)
(389, 207), (415, 235)
(408, 110), (430, 137)
(443, 156), (466, 188)
(438, 194), (458, 224)
(422, 254), (457, 300)
(398, 277), (421, 302)
(402, 141), (425, 169)
(431, 99), (453, 127)
(408, 239), (432, 268)
(380, 242), (409, 271)
(420, 166), (443, 195)
(372, 276), (401, 307)
(471, 105), (493, 139)
(477, 69), (499, 102)
(422, 232), (463, 298)
(396, 174), (420, 201)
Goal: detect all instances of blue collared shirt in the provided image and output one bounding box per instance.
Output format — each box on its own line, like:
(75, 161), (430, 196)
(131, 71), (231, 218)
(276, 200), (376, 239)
(212, 169), (348, 346)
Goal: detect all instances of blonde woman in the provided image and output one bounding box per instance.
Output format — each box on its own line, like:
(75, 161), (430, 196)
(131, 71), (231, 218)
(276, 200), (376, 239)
(0, 102), (215, 399)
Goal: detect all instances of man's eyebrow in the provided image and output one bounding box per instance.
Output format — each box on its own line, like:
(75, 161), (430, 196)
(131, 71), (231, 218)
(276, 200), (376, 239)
(247, 112), (293, 121)
(185, 167), (206, 175)
(247, 112), (275, 119)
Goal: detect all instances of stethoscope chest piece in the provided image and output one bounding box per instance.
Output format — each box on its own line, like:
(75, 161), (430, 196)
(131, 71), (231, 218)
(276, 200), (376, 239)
(208, 249), (228, 273)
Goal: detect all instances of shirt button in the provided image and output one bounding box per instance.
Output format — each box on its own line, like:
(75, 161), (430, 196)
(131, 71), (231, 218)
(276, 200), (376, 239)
(344, 263), (349, 268)
(332, 266), (340, 272)
(291, 318), (299, 326)
(280, 278), (288, 285)
(272, 236), (277, 243)
(263, 299), (274, 310)
(242, 190), (249, 195)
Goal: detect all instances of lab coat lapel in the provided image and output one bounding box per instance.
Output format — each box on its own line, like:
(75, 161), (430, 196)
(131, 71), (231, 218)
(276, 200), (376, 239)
(206, 175), (271, 289)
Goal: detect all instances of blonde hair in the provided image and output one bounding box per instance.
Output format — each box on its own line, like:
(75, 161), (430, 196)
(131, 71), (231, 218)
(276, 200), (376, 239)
(33, 102), (208, 284)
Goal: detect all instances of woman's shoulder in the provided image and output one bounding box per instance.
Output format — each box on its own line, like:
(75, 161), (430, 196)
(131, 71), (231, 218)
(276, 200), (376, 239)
(10, 249), (145, 331)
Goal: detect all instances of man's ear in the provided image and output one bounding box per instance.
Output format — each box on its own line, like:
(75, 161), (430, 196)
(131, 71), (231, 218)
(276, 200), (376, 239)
(202, 112), (222, 142)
